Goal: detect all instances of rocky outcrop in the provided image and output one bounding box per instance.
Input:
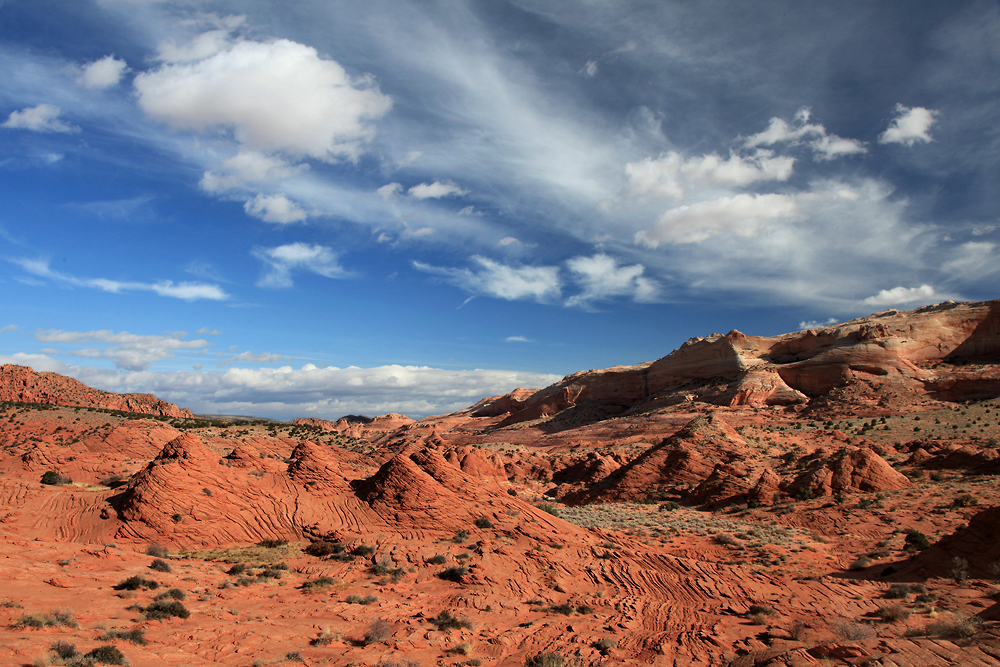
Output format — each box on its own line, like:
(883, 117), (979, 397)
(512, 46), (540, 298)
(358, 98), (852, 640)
(0, 364), (193, 417)
(789, 446), (911, 497)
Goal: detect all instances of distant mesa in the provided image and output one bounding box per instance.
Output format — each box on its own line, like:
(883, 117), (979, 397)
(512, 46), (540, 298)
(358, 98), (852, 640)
(0, 364), (193, 418)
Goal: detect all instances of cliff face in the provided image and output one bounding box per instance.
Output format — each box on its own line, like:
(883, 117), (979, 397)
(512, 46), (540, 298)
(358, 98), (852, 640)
(484, 300), (1000, 427)
(0, 364), (194, 418)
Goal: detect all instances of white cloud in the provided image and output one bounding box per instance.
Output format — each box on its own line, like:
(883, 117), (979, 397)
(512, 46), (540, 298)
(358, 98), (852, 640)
(862, 284), (936, 306)
(626, 150), (794, 200)
(505, 335), (530, 343)
(879, 104), (939, 146)
(33, 329), (210, 371)
(635, 193), (801, 246)
(243, 193), (309, 224)
(156, 28), (238, 64)
(565, 253), (659, 308)
(940, 241), (997, 278)
(407, 181), (469, 200)
(1, 325), (18, 333)
(376, 182), (403, 201)
(252, 243), (349, 288)
(1, 104), (79, 133)
(582, 60), (598, 77)
(200, 150), (306, 192)
(797, 317), (838, 330)
(134, 37), (392, 160)
(197, 328), (221, 335)
(78, 55), (129, 89)
(8, 257), (228, 301)
(227, 351), (284, 363)
(414, 256), (561, 303)
(743, 107), (866, 160)
(0, 355), (563, 420)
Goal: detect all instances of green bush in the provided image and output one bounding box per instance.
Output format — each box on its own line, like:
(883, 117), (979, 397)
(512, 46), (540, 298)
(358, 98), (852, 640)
(439, 566), (469, 582)
(149, 559), (172, 573)
(40, 471), (72, 486)
(101, 627), (147, 645)
(85, 644), (127, 665)
(114, 576), (158, 591)
(904, 529), (930, 552)
(141, 599), (190, 620)
(432, 610), (473, 631)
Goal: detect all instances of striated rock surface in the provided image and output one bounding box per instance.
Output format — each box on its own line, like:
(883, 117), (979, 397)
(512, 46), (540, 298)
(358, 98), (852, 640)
(0, 364), (193, 417)
(789, 446), (912, 497)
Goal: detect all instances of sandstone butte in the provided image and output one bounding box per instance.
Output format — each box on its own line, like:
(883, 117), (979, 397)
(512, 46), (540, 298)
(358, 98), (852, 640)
(0, 298), (999, 666)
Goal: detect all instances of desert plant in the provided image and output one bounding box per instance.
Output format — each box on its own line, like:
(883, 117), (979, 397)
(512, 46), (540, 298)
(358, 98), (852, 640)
(439, 565), (469, 582)
(301, 576), (338, 592)
(114, 576), (158, 591)
(144, 544), (169, 558)
(83, 644), (127, 665)
(256, 538), (288, 548)
(154, 588), (186, 601)
(310, 629), (340, 646)
(885, 583), (911, 599)
(453, 530), (469, 543)
(474, 517), (494, 529)
(50, 641), (78, 659)
(904, 529), (930, 552)
(345, 594), (378, 605)
(849, 555), (872, 571)
(285, 652), (304, 662)
(101, 627), (147, 645)
(225, 563), (247, 576)
(831, 617), (874, 640)
(535, 503), (561, 517)
(951, 556), (969, 584)
(304, 540), (347, 558)
(525, 653), (565, 667)
(40, 471), (71, 486)
(364, 618), (392, 645)
(432, 610), (473, 631)
(595, 636), (616, 653)
(878, 603), (910, 622)
(141, 599), (190, 620)
(427, 554), (448, 565)
(149, 559), (172, 573)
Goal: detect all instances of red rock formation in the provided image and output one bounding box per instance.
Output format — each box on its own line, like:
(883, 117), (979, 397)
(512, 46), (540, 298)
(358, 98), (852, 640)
(0, 364), (193, 417)
(789, 446), (911, 497)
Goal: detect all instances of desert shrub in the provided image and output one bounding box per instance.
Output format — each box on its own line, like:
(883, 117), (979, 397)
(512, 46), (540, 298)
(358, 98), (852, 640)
(149, 559), (171, 573)
(40, 471), (71, 486)
(952, 493), (977, 508)
(370, 556), (396, 576)
(747, 604), (777, 616)
(225, 563), (246, 576)
(748, 613), (769, 625)
(256, 538), (288, 548)
(145, 544), (169, 558)
(507, 488), (518, 496)
(885, 583), (911, 599)
(84, 645), (127, 665)
(309, 629), (340, 646)
(474, 517), (494, 529)
(257, 567), (283, 579)
(301, 577), (338, 592)
(364, 619), (392, 645)
(350, 544), (377, 558)
(951, 556), (969, 584)
(432, 610), (473, 631)
(595, 637), (616, 652)
(114, 576), (158, 591)
(659, 501), (680, 512)
(987, 559), (1000, 583)
(790, 619), (807, 641)
(15, 610), (78, 629)
(439, 566), (469, 582)
(549, 603), (575, 615)
(154, 588), (186, 601)
(304, 541), (347, 558)
(849, 555), (872, 571)
(99, 475), (126, 487)
(453, 530), (469, 543)
(576, 604), (595, 615)
(101, 627), (146, 645)
(923, 614), (983, 638)
(13, 613), (46, 629)
(141, 600), (190, 620)
(427, 554), (448, 565)
(904, 530), (930, 552)
(878, 603), (910, 622)
(375, 660), (420, 667)
(285, 652), (304, 662)
(714, 532), (738, 546)
(831, 617), (874, 640)
(345, 594), (378, 605)
(535, 503), (560, 517)
(50, 641), (78, 659)
(525, 653), (565, 667)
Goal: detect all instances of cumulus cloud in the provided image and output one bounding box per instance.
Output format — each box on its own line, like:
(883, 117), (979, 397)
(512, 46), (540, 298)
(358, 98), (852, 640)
(635, 193), (801, 246)
(407, 181), (469, 200)
(33, 329), (210, 371)
(1, 104), (79, 133)
(78, 55), (129, 89)
(414, 256), (561, 303)
(8, 257), (228, 301)
(252, 243), (349, 288)
(565, 253), (659, 308)
(797, 317), (838, 330)
(243, 193), (309, 224)
(0, 355), (562, 420)
(743, 107), (866, 160)
(200, 150), (306, 192)
(626, 150), (794, 200)
(862, 284), (936, 306)
(134, 37), (392, 160)
(376, 182), (403, 201)
(879, 104), (939, 146)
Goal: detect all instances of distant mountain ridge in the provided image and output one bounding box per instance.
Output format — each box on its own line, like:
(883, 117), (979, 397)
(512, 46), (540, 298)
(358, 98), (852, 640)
(0, 364), (193, 418)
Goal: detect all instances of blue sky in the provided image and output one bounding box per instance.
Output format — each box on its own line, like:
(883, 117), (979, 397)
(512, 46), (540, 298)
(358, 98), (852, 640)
(1, 0), (998, 420)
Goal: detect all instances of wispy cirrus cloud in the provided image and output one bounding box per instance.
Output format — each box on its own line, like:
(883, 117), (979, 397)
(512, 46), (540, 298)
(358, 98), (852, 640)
(252, 243), (351, 288)
(8, 257), (228, 301)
